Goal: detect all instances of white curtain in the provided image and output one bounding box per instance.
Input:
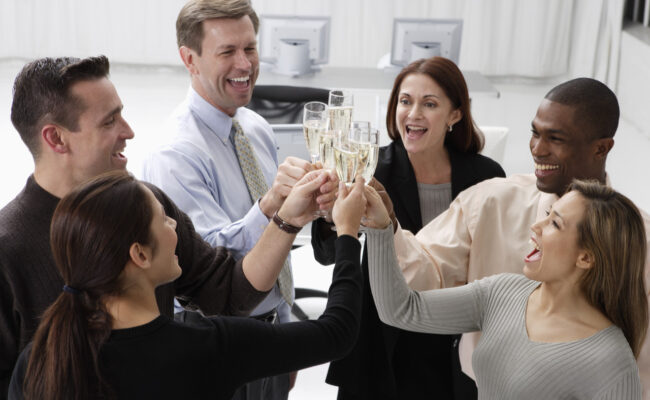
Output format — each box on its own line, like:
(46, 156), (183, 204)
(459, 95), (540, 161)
(0, 0), (185, 65)
(0, 0), (624, 81)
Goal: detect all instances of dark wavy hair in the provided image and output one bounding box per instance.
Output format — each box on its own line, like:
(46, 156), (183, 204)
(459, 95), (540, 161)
(23, 171), (155, 400)
(386, 56), (484, 154)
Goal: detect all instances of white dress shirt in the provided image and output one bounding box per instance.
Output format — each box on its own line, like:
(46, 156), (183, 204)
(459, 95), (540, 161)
(142, 87), (292, 321)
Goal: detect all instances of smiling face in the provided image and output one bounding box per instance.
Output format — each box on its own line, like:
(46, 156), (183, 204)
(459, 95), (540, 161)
(530, 99), (604, 196)
(184, 16), (259, 116)
(143, 186), (182, 286)
(395, 73), (461, 157)
(62, 78), (134, 186)
(524, 191), (588, 284)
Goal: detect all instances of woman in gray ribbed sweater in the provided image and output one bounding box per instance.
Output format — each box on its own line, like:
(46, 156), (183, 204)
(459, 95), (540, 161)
(364, 180), (647, 399)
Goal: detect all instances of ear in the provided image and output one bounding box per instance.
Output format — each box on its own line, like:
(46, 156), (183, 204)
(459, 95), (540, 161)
(576, 249), (594, 270)
(593, 138), (614, 160)
(128, 242), (152, 270)
(41, 124), (68, 154)
(179, 46), (199, 76)
(448, 108), (462, 127)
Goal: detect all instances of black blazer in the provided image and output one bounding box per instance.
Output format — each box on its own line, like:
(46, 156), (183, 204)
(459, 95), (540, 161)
(311, 140), (505, 400)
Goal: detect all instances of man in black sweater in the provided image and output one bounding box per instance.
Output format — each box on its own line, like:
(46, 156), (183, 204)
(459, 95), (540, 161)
(0, 56), (320, 397)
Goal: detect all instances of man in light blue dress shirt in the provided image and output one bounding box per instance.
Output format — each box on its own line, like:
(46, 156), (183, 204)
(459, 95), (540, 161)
(142, 2), (316, 399)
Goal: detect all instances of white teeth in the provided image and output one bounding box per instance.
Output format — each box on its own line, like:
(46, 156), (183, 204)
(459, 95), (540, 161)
(407, 126), (426, 131)
(535, 163), (559, 171)
(229, 76), (249, 82)
(529, 238), (541, 251)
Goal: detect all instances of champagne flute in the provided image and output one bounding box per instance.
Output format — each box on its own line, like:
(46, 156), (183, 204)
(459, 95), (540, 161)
(329, 130), (359, 231)
(302, 102), (329, 163)
(350, 120), (370, 133)
(328, 90), (354, 133)
(313, 129), (338, 219)
(333, 129), (359, 188)
(351, 127), (380, 184)
(319, 129), (337, 171)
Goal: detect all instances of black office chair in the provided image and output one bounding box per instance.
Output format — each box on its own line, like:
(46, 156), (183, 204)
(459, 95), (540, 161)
(247, 85), (329, 124)
(247, 85), (331, 320)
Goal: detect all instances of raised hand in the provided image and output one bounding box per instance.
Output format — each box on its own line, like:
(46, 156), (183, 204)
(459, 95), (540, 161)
(276, 170), (328, 228)
(332, 178), (366, 237)
(362, 185), (391, 229)
(260, 156), (315, 218)
(315, 169), (339, 212)
(367, 178), (397, 229)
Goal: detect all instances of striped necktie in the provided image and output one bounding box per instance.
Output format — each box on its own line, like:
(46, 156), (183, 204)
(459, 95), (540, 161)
(231, 118), (294, 305)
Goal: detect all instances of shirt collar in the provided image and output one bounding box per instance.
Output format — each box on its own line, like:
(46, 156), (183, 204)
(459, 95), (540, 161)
(535, 173), (612, 222)
(186, 86), (234, 142)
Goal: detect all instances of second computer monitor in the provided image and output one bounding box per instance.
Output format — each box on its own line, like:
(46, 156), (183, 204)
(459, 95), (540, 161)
(390, 18), (463, 66)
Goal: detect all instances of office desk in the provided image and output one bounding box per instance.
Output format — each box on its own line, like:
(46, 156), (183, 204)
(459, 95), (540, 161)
(257, 65), (500, 98)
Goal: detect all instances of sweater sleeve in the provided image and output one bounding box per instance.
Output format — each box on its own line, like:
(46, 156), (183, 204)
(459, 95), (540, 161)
(367, 225), (486, 334)
(145, 183), (268, 317)
(310, 217), (337, 265)
(595, 369), (642, 400)
(216, 236), (362, 390)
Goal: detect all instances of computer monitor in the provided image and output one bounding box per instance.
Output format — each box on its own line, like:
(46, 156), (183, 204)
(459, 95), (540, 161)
(258, 15), (331, 77)
(390, 18), (463, 66)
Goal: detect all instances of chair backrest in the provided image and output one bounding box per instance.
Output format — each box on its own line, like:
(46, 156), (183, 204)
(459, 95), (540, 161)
(479, 126), (509, 165)
(247, 85), (329, 124)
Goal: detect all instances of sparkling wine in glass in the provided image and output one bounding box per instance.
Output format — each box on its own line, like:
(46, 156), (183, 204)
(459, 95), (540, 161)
(328, 90), (354, 133)
(302, 102), (329, 163)
(319, 130), (337, 170)
(352, 128), (380, 184)
(333, 130), (358, 188)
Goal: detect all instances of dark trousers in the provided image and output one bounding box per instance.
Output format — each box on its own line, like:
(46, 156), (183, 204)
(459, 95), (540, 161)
(230, 373), (290, 400)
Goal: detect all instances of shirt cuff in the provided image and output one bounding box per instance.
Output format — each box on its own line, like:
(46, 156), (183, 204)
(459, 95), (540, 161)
(233, 200), (271, 258)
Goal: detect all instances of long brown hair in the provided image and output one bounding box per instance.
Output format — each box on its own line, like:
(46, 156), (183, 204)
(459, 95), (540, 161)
(385, 56), (484, 153)
(23, 171), (155, 400)
(569, 180), (648, 358)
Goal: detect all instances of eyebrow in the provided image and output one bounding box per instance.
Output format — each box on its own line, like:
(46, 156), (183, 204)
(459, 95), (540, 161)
(551, 209), (565, 224)
(101, 105), (123, 122)
(530, 122), (566, 135)
(217, 40), (258, 50)
(399, 92), (440, 99)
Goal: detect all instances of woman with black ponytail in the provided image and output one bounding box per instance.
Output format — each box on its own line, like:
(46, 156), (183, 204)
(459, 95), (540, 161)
(9, 170), (366, 400)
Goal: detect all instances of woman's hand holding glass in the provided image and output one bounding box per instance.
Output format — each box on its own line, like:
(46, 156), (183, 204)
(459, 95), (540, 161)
(332, 178), (366, 237)
(361, 184), (392, 230)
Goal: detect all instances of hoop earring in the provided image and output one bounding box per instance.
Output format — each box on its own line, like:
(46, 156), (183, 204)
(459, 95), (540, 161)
(447, 124), (453, 133)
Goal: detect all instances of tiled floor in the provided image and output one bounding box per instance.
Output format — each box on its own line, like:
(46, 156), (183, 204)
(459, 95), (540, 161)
(2, 60), (650, 399)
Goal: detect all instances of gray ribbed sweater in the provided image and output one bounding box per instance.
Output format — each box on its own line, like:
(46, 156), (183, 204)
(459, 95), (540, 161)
(367, 226), (641, 400)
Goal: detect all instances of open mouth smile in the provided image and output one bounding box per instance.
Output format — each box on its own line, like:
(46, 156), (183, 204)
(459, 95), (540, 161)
(525, 237), (542, 263)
